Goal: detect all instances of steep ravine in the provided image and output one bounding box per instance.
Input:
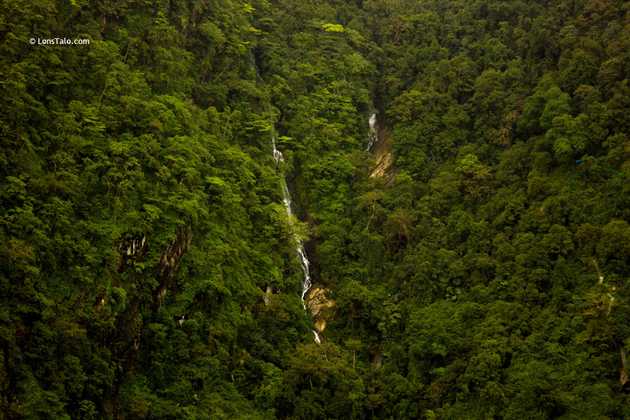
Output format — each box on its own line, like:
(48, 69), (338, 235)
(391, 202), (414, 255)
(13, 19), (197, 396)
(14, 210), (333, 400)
(272, 111), (389, 344)
(271, 135), (322, 343)
(368, 113), (395, 180)
(268, 111), (385, 343)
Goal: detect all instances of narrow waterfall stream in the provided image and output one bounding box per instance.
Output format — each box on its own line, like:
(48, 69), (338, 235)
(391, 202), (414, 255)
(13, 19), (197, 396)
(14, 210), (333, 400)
(272, 136), (322, 345)
(366, 113), (378, 151)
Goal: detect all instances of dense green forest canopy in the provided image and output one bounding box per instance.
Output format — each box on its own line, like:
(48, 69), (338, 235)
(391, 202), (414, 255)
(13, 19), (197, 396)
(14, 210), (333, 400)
(1, 0), (629, 418)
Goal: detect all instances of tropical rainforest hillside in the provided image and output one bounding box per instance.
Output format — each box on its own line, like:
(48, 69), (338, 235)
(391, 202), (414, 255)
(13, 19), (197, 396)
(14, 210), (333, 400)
(1, 0), (629, 418)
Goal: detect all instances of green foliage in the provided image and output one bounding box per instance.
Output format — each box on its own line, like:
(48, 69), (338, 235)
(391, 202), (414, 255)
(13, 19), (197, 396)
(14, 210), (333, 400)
(1, 0), (630, 418)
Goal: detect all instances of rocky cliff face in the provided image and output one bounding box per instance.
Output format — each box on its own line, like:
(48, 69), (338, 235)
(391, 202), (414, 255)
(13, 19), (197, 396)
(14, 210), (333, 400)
(306, 287), (336, 335)
(368, 118), (394, 181)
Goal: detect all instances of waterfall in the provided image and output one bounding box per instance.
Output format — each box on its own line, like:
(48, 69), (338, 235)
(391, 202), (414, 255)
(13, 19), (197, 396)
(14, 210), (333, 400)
(278, 177), (313, 307)
(272, 136), (319, 343)
(366, 113), (378, 151)
(272, 136), (284, 164)
(257, 56), (318, 342)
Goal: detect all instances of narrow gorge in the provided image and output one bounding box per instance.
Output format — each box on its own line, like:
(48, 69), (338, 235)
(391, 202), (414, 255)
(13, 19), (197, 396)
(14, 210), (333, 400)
(2, 1), (629, 419)
(271, 133), (322, 344)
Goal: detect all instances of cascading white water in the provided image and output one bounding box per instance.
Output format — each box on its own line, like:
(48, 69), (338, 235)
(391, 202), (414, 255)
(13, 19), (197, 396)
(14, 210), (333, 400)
(272, 136), (320, 344)
(279, 179), (312, 306)
(366, 113), (378, 151)
(272, 136), (284, 165)
(259, 52), (319, 342)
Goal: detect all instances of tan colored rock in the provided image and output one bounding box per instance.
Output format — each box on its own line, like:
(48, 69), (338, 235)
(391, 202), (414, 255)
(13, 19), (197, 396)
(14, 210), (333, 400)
(369, 126), (394, 180)
(306, 287), (335, 317)
(370, 150), (393, 178)
(263, 285), (272, 306)
(306, 287), (335, 334)
(314, 318), (327, 333)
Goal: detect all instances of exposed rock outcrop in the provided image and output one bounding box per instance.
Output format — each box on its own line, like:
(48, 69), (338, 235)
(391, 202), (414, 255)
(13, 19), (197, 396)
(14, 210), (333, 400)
(154, 226), (193, 307)
(368, 119), (394, 181)
(306, 287), (336, 334)
(263, 285), (273, 306)
(117, 234), (148, 272)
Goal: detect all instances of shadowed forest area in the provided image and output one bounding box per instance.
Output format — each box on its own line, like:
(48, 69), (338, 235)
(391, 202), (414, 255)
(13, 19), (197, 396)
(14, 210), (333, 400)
(1, 0), (630, 418)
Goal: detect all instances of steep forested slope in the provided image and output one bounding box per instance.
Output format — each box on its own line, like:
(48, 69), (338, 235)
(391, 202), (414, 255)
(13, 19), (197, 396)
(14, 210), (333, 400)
(1, 0), (629, 419)
(1, 1), (308, 418)
(327, 1), (630, 418)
